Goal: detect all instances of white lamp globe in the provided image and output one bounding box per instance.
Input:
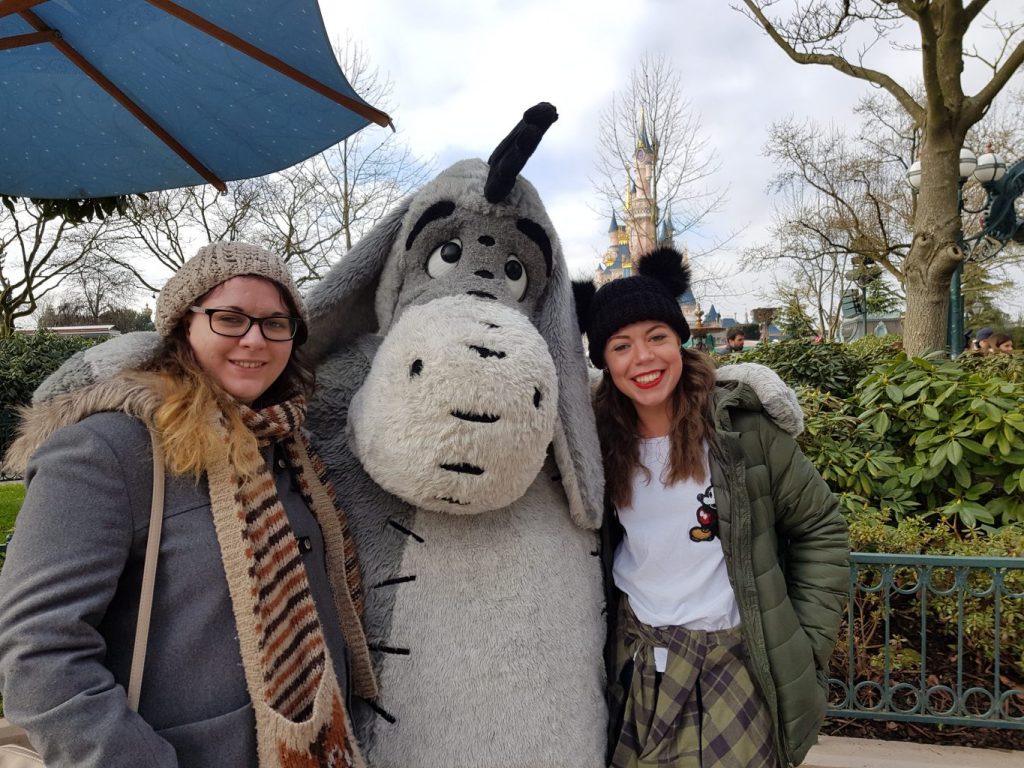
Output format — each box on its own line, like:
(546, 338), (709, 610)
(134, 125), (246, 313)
(907, 159), (922, 190)
(959, 147), (978, 179)
(974, 149), (1006, 184)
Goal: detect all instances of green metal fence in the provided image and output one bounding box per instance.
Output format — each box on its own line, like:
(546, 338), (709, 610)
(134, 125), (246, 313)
(827, 552), (1024, 729)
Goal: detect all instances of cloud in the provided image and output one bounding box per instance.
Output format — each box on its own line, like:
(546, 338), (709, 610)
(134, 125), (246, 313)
(321, 1), (1022, 319)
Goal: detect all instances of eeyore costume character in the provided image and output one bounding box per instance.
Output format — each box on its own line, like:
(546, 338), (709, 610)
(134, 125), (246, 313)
(303, 103), (608, 766)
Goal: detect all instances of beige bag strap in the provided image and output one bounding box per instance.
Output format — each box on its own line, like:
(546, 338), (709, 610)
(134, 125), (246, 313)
(125, 429), (165, 712)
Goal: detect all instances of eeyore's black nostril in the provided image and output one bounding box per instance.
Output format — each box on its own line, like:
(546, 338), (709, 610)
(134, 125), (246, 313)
(534, 387), (543, 408)
(474, 269), (494, 279)
(478, 235), (495, 246)
(469, 345), (506, 359)
(410, 359), (423, 377)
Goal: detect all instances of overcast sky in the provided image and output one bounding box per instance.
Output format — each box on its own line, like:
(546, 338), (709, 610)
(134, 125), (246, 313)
(321, 1), (1022, 322)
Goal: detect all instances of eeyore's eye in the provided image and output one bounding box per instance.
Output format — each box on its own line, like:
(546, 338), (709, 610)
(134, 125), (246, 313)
(504, 256), (528, 301)
(426, 239), (463, 278)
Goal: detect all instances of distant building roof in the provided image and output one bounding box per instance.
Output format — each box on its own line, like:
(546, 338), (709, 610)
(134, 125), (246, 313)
(705, 304), (720, 323)
(608, 213), (620, 233)
(17, 325), (121, 339)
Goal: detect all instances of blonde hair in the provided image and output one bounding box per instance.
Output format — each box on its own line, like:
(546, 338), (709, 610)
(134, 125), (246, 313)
(144, 330), (313, 479)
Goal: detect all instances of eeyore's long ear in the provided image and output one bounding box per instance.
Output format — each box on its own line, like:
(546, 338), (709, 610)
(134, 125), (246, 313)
(303, 203), (410, 365)
(537, 248), (605, 530)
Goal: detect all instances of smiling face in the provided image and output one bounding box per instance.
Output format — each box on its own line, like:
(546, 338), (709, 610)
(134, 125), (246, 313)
(603, 320), (683, 435)
(185, 276), (294, 404)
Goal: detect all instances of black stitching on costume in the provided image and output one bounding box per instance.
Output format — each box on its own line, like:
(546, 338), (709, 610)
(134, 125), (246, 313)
(371, 644), (411, 656)
(388, 518), (424, 543)
(438, 496), (470, 506)
(533, 387), (543, 408)
(481, 321), (500, 329)
(367, 701), (397, 724)
(374, 575), (417, 588)
(467, 290), (497, 300)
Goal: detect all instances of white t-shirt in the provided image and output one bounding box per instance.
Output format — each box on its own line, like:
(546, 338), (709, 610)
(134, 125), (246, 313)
(612, 436), (740, 670)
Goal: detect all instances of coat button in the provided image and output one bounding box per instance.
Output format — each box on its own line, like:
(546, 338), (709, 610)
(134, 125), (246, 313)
(277, 458), (287, 470)
(298, 537), (312, 553)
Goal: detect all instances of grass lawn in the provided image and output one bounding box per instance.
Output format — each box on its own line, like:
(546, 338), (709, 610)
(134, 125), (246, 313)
(0, 482), (25, 536)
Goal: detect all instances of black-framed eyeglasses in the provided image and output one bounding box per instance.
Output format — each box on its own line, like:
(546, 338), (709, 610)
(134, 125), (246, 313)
(189, 306), (301, 342)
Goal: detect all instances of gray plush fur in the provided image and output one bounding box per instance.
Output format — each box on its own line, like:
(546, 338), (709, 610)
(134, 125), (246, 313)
(304, 155), (607, 766)
(716, 362), (804, 436)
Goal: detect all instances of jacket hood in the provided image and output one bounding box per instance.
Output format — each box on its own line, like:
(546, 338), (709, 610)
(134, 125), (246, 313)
(713, 379), (803, 439)
(3, 373), (163, 476)
(714, 362), (804, 437)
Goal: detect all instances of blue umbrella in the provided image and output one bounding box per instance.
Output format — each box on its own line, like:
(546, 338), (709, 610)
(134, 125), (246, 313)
(0, 0), (391, 199)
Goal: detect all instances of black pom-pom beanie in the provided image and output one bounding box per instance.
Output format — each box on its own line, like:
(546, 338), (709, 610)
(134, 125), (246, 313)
(581, 247), (691, 369)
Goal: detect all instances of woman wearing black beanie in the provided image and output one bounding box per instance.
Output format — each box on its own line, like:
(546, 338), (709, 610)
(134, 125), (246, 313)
(574, 247), (849, 768)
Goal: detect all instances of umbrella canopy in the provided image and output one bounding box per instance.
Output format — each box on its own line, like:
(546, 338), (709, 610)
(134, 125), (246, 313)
(0, 0), (392, 199)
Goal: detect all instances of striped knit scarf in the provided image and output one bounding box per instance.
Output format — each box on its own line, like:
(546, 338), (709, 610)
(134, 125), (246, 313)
(204, 395), (376, 768)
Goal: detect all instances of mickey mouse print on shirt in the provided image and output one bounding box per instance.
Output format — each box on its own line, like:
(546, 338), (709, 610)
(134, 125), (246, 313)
(689, 485), (718, 542)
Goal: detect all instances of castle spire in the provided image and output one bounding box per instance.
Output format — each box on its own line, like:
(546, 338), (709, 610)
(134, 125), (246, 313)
(637, 110), (653, 152)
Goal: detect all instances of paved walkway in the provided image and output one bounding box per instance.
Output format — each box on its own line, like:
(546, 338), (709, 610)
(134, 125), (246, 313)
(3, 721), (1022, 765)
(804, 735), (1024, 768)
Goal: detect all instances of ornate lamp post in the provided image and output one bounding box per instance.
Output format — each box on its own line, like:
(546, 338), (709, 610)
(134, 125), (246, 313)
(907, 145), (1024, 356)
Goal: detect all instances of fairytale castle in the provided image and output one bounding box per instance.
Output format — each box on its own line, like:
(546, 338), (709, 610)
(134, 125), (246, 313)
(594, 117), (701, 328)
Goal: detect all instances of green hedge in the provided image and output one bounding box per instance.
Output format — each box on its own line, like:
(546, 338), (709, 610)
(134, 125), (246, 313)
(1, 332), (94, 474)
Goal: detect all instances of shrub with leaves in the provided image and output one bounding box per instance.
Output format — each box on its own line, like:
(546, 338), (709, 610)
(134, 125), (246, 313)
(854, 353), (1024, 529)
(797, 386), (916, 519)
(717, 338), (863, 397)
(845, 334), (904, 369)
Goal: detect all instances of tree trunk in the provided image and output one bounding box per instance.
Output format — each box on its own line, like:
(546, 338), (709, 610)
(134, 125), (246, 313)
(901, 245), (955, 355)
(901, 127), (965, 356)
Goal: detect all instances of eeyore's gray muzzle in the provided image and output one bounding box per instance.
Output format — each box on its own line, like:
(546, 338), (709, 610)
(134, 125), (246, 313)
(348, 295), (558, 514)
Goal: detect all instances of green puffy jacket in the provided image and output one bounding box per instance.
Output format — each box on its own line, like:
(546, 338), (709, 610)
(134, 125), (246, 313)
(603, 382), (849, 766)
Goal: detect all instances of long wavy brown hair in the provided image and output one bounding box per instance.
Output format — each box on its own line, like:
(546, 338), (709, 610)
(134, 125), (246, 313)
(595, 347), (720, 509)
(144, 285), (314, 479)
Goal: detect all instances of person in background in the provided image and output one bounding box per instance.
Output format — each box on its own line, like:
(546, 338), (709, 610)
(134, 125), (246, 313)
(575, 247), (849, 768)
(975, 326), (995, 353)
(990, 332), (1014, 353)
(0, 243), (375, 768)
(722, 328), (745, 354)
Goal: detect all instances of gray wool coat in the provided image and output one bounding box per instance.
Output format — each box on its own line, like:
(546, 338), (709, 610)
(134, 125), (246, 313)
(0, 412), (350, 768)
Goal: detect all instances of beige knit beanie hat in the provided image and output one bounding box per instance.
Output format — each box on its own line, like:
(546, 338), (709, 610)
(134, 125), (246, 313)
(155, 242), (308, 344)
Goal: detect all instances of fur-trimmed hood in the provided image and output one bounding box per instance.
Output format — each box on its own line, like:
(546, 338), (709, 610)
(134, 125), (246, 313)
(3, 373), (163, 476)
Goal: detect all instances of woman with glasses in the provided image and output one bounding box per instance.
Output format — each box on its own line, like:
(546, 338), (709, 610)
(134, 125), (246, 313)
(0, 243), (375, 767)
